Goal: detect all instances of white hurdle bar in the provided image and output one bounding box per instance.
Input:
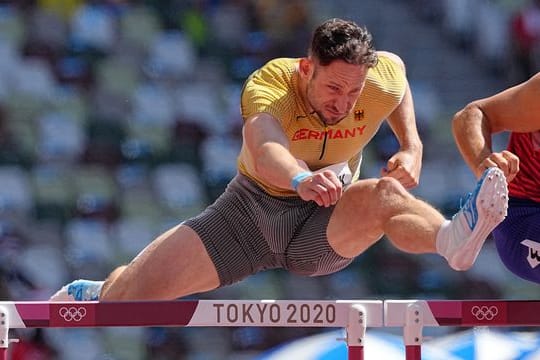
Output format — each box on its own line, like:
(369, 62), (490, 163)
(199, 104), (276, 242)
(385, 299), (540, 360)
(3, 299), (539, 359)
(0, 300), (383, 360)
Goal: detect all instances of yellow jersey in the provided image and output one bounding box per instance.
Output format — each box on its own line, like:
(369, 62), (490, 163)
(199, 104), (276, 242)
(239, 54), (407, 196)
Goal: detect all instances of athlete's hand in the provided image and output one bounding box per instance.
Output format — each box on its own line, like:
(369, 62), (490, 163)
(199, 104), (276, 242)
(476, 151), (519, 182)
(381, 149), (422, 189)
(296, 170), (343, 207)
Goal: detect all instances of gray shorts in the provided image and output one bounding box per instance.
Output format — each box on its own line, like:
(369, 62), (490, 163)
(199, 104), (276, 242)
(183, 174), (353, 286)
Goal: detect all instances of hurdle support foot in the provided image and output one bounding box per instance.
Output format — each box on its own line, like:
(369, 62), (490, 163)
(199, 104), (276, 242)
(0, 305), (19, 360)
(403, 302), (423, 360)
(346, 304), (366, 360)
(0, 306), (8, 360)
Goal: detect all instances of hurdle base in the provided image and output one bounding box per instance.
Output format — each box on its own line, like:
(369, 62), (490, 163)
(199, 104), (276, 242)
(405, 345), (421, 360)
(348, 345), (364, 360)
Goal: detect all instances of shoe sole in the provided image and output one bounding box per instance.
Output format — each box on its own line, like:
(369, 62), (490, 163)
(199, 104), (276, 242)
(449, 167), (508, 270)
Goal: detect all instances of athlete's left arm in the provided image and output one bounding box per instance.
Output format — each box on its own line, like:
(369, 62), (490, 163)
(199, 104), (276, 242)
(452, 72), (540, 180)
(379, 51), (423, 189)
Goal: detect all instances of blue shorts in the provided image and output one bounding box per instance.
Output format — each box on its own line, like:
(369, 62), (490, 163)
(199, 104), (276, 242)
(493, 197), (540, 284)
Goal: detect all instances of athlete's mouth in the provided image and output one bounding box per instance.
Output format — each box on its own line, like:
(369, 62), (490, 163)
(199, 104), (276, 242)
(326, 108), (343, 117)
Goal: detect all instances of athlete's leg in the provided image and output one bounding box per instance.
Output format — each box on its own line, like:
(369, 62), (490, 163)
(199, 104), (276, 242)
(50, 224), (220, 301)
(327, 167), (508, 270)
(327, 176), (443, 257)
(50, 174), (274, 302)
(100, 224), (220, 300)
(493, 200), (540, 283)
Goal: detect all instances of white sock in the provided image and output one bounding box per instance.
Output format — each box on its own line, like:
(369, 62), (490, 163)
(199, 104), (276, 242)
(435, 219), (468, 260)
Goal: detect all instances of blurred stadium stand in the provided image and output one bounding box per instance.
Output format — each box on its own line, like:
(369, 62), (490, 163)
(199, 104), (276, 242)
(0, 0), (537, 359)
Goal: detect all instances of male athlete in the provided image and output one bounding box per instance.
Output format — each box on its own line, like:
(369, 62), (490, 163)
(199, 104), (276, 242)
(453, 72), (540, 283)
(51, 18), (508, 302)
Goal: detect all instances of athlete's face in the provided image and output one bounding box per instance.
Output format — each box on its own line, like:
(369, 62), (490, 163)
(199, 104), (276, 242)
(302, 58), (368, 125)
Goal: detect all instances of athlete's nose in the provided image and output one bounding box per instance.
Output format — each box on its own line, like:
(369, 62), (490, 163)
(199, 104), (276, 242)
(334, 96), (350, 114)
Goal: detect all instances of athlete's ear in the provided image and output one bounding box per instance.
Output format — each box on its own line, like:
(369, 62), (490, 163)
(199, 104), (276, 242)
(299, 58), (314, 79)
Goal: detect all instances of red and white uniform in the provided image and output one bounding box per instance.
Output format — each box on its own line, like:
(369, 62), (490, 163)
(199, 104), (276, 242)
(507, 131), (540, 202)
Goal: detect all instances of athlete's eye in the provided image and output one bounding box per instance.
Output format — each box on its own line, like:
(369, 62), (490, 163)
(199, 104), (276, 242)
(328, 85), (340, 92)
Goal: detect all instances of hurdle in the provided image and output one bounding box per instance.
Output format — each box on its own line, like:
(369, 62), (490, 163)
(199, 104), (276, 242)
(385, 299), (540, 360)
(3, 299), (539, 359)
(0, 299), (383, 360)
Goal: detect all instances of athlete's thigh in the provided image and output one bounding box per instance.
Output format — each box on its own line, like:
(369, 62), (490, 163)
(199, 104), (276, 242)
(326, 178), (385, 258)
(103, 224), (220, 300)
(493, 203), (540, 283)
(286, 204), (353, 276)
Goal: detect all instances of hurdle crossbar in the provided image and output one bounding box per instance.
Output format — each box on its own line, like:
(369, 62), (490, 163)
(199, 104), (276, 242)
(385, 299), (540, 360)
(4, 299), (536, 360)
(0, 300), (383, 360)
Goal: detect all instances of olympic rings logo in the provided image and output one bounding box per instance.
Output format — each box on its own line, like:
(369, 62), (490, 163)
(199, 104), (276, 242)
(59, 306), (87, 322)
(471, 305), (499, 321)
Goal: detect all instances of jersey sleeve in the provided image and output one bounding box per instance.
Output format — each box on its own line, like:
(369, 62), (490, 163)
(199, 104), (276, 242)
(240, 59), (296, 129)
(367, 54), (408, 103)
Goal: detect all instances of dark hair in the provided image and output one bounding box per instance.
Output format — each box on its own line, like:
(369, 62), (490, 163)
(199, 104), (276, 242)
(309, 18), (378, 67)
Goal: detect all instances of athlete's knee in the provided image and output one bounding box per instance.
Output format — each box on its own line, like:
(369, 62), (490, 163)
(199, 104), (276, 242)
(376, 176), (405, 190)
(375, 177), (410, 200)
(343, 177), (408, 207)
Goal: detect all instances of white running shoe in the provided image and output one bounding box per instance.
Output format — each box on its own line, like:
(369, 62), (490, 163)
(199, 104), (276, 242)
(437, 167), (508, 271)
(49, 279), (104, 301)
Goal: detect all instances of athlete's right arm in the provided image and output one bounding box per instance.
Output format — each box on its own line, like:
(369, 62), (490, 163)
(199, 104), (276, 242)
(243, 112), (342, 206)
